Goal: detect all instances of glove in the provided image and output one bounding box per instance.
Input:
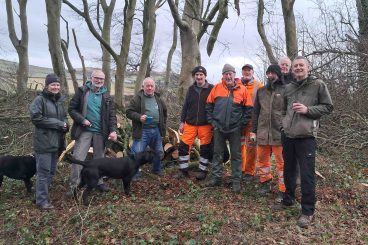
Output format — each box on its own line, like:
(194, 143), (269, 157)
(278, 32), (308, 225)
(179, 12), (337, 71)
(249, 132), (256, 142)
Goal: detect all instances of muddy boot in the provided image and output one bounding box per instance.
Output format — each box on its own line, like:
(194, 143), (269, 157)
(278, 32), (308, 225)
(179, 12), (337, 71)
(297, 214), (314, 228)
(204, 178), (221, 187)
(196, 170), (208, 180)
(257, 180), (271, 194)
(173, 169), (189, 179)
(232, 182), (241, 193)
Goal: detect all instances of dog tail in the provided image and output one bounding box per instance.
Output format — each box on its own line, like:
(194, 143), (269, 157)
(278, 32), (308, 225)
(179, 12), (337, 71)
(65, 153), (89, 167)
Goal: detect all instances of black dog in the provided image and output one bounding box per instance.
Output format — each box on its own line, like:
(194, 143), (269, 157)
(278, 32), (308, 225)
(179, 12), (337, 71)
(68, 149), (155, 205)
(0, 155), (36, 193)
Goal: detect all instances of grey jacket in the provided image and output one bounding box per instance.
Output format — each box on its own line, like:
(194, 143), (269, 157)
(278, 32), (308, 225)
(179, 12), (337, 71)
(30, 91), (68, 153)
(282, 76), (333, 138)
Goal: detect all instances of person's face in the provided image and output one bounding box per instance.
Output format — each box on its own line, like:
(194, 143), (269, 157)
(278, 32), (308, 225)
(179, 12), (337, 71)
(242, 68), (254, 80)
(292, 59), (309, 81)
(91, 71), (105, 89)
(279, 58), (291, 74)
(194, 72), (206, 86)
(266, 72), (278, 83)
(47, 82), (61, 94)
(143, 79), (155, 95)
(222, 71), (235, 85)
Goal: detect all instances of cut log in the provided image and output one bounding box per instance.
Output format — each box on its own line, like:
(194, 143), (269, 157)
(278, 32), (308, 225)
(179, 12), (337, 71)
(167, 127), (180, 146)
(116, 151), (124, 158)
(58, 140), (75, 162)
(315, 170), (325, 180)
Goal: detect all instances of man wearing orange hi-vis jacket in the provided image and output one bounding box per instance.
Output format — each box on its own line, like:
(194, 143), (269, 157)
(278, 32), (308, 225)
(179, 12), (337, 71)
(239, 64), (263, 182)
(251, 64), (286, 201)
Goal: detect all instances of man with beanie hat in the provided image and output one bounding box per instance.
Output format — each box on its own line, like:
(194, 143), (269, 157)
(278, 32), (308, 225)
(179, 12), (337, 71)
(205, 64), (253, 193)
(251, 64), (285, 201)
(68, 69), (117, 196)
(239, 64), (263, 183)
(175, 65), (213, 180)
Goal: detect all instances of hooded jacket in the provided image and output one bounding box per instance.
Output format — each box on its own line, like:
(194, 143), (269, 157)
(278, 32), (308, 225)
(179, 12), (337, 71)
(68, 81), (117, 143)
(30, 90), (68, 153)
(252, 79), (285, 145)
(282, 76), (333, 138)
(126, 90), (167, 139)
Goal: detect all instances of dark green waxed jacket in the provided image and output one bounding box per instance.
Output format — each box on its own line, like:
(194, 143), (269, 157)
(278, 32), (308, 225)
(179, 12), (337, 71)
(30, 91), (68, 153)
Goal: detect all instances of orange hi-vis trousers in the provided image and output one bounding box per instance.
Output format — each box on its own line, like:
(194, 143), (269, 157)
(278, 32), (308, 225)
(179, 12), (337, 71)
(241, 123), (257, 175)
(178, 123), (213, 171)
(257, 145), (285, 192)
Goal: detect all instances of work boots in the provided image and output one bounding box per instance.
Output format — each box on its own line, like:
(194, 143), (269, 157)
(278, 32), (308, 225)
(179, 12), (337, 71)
(196, 170), (208, 180)
(173, 169), (189, 179)
(257, 180), (271, 194)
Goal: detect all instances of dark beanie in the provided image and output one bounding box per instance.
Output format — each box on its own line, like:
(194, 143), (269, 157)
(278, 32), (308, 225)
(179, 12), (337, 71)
(222, 64), (236, 74)
(266, 64), (282, 78)
(45, 74), (61, 86)
(192, 66), (207, 76)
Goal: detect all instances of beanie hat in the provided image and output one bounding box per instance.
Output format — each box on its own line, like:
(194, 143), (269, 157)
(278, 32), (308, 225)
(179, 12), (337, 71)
(242, 64), (253, 70)
(192, 66), (207, 76)
(45, 74), (61, 86)
(266, 64), (282, 78)
(222, 64), (236, 74)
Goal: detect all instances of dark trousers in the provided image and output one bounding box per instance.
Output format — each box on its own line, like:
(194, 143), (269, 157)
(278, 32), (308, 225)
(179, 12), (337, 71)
(211, 128), (242, 183)
(282, 136), (316, 216)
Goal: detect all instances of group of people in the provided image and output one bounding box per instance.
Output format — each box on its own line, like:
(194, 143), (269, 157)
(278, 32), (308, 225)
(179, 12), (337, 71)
(29, 54), (333, 228)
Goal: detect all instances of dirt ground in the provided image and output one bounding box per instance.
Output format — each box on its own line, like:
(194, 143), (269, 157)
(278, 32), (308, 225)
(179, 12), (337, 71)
(0, 91), (367, 244)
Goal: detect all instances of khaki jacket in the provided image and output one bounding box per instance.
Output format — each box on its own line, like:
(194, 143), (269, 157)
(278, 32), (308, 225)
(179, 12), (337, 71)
(282, 76), (333, 138)
(252, 79), (285, 145)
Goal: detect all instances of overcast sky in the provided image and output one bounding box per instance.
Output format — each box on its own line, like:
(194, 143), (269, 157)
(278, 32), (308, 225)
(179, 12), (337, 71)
(0, 0), (321, 83)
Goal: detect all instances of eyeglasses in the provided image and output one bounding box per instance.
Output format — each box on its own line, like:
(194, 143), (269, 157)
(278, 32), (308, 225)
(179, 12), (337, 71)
(93, 77), (105, 81)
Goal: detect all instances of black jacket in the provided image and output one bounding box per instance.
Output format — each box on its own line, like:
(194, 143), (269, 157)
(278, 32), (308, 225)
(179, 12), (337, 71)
(180, 81), (213, 125)
(126, 90), (167, 139)
(30, 90), (68, 153)
(68, 85), (117, 144)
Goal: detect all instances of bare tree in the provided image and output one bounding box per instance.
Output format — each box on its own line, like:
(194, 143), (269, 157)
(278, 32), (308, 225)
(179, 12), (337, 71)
(63, 0), (137, 107)
(164, 0), (179, 90)
(5, 0), (29, 94)
(45, 0), (68, 94)
(167, 0), (232, 102)
(257, 0), (277, 64)
(134, 0), (165, 93)
(97, 0), (116, 91)
(61, 16), (79, 93)
(281, 0), (298, 59)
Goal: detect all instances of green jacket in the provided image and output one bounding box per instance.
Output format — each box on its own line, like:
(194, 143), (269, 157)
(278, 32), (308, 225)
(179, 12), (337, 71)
(252, 79), (285, 145)
(282, 76), (333, 138)
(29, 91), (68, 153)
(126, 90), (167, 139)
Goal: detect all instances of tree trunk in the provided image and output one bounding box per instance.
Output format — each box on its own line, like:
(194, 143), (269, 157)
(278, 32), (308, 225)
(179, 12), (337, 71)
(45, 0), (69, 95)
(72, 29), (87, 84)
(134, 0), (157, 93)
(356, 0), (368, 76)
(281, 0), (298, 59)
(5, 0), (29, 94)
(164, 0), (179, 90)
(99, 0), (116, 92)
(115, 0), (136, 107)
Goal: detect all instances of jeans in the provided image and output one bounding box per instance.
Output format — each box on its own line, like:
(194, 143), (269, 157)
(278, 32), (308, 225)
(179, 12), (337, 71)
(35, 152), (57, 206)
(131, 127), (163, 173)
(282, 136), (316, 215)
(70, 131), (105, 189)
(211, 128), (242, 183)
